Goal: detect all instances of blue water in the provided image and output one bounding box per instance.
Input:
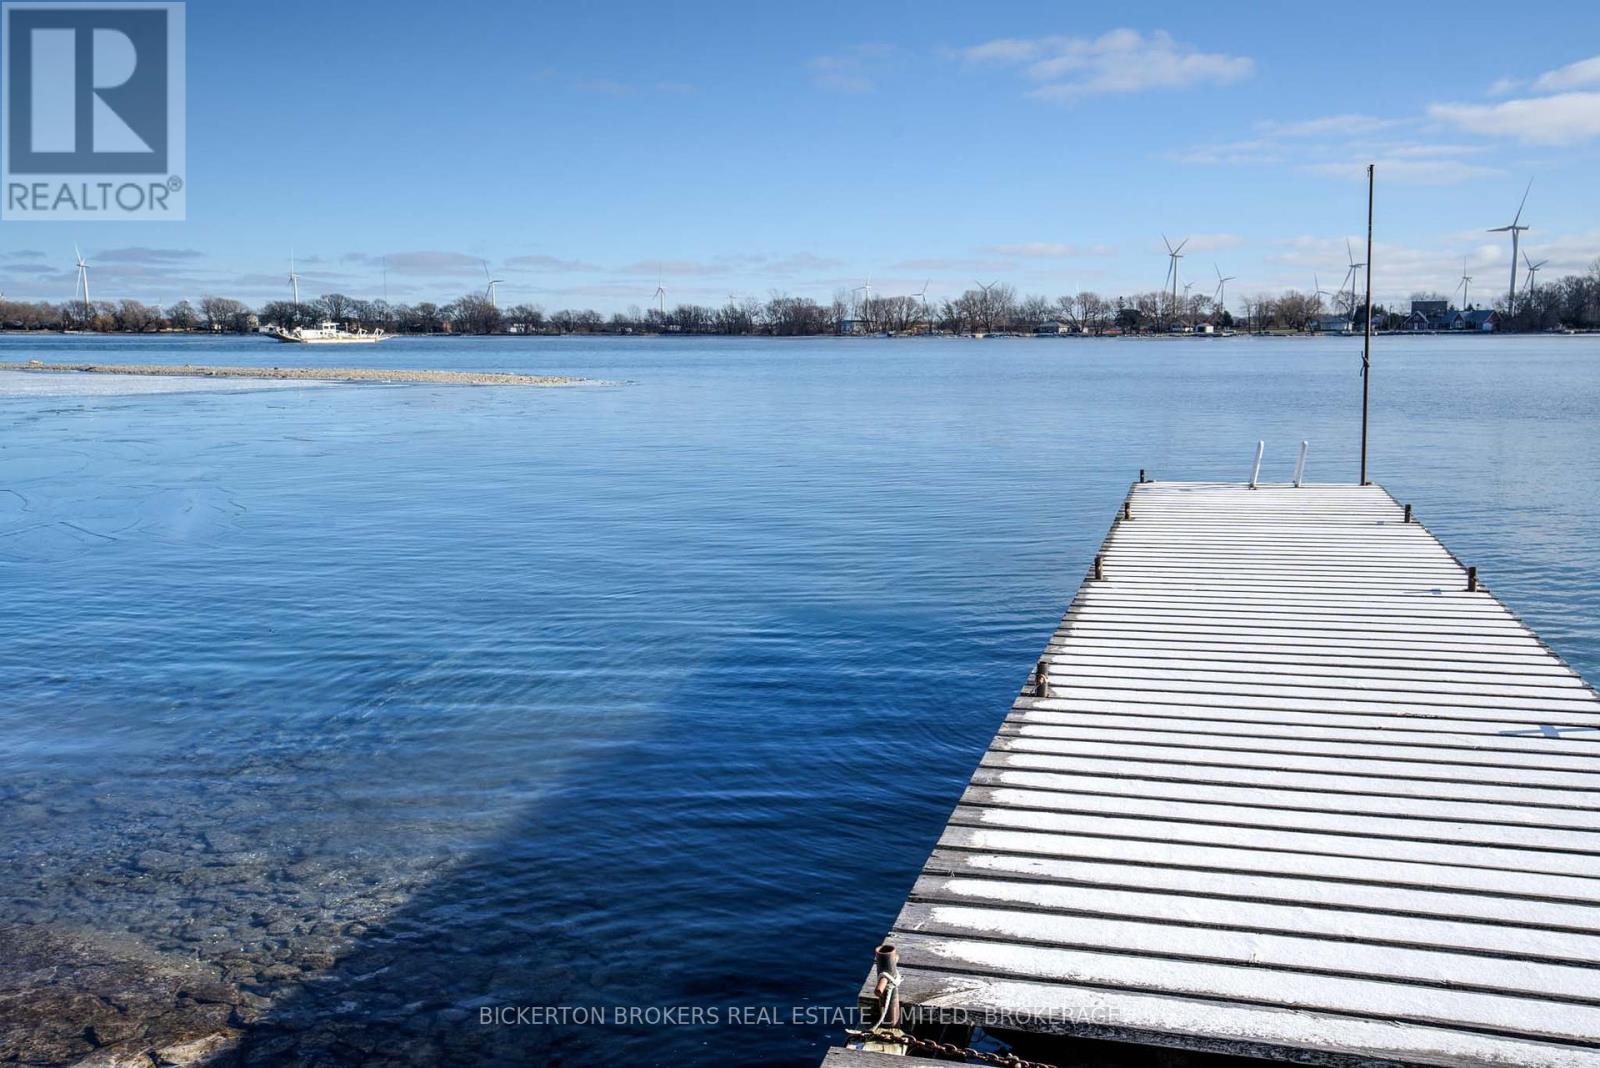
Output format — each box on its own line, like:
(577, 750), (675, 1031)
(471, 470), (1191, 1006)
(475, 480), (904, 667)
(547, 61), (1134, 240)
(2, 333), (1598, 1066)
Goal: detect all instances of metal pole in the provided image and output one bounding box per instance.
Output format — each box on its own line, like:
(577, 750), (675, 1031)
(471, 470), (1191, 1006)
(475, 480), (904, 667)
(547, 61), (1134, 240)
(1249, 440), (1264, 489)
(872, 944), (900, 1028)
(1293, 441), (1308, 487)
(1360, 163), (1374, 486)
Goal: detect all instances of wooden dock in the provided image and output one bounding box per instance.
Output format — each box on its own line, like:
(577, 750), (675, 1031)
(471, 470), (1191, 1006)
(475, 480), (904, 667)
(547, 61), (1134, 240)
(831, 481), (1600, 1068)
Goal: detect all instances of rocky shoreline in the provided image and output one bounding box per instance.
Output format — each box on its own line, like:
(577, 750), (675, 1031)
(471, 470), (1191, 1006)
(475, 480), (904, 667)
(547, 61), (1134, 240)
(0, 362), (585, 386)
(0, 924), (252, 1067)
(2, 761), (458, 1066)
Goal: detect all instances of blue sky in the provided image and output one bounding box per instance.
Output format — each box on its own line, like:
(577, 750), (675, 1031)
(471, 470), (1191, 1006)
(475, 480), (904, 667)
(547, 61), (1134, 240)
(4, 0), (1599, 311)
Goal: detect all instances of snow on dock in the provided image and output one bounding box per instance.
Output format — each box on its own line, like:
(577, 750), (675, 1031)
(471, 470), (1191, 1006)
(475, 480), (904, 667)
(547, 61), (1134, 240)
(838, 482), (1600, 1068)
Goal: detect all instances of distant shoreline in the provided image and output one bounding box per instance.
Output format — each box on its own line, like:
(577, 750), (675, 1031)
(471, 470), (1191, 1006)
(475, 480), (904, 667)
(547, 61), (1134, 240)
(0, 327), (1591, 341)
(0, 361), (586, 386)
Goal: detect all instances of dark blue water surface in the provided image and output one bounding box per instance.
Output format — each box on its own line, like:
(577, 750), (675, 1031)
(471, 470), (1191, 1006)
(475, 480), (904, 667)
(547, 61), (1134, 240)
(2, 333), (1598, 1065)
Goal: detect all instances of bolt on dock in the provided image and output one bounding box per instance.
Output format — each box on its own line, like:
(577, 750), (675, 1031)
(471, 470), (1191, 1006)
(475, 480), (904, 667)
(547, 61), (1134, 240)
(828, 480), (1600, 1068)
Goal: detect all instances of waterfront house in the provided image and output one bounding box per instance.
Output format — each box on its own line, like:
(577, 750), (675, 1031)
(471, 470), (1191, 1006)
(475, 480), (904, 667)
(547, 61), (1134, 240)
(1307, 316), (1353, 334)
(1034, 320), (1068, 335)
(1423, 308), (1501, 332)
(1404, 299), (1455, 331)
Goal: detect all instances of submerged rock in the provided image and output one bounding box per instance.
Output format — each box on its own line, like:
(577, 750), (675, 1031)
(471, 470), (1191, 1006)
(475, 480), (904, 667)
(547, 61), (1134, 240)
(133, 850), (186, 874)
(0, 925), (246, 1068)
(201, 831), (246, 855)
(151, 1030), (241, 1066)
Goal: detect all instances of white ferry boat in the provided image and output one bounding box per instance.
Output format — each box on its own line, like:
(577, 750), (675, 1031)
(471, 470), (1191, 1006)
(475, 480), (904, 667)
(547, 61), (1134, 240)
(268, 320), (386, 345)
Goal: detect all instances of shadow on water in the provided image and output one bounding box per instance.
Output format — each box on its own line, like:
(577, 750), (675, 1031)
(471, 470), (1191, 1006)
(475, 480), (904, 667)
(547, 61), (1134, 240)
(232, 606), (1005, 1067)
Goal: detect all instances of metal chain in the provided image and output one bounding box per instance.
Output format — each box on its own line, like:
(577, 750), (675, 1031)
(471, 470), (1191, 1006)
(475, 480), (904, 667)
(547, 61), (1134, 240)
(844, 1027), (1065, 1068)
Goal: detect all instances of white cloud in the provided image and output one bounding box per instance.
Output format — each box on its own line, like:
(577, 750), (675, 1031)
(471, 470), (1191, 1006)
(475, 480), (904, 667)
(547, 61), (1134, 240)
(505, 254), (602, 273)
(1379, 143), (1491, 159)
(981, 242), (1116, 258)
(1305, 158), (1503, 185)
(1175, 234), (1245, 253)
(808, 45), (896, 94)
(356, 250), (483, 277)
(960, 29), (1252, 102)
(959, 38), (1041, 64)
(888, 256), (1016, 273)
(1255, 114), (1399, 137)
(617, 259), (722, 277)
(1178, 111), (1500, 185)
(1169, 138), (1285, 165)
(1429, 91), (1600, 145)
(1532, 54), (1600, 92)
(1477, 55), (1600, 108)
(1177, 132), (1497, 183)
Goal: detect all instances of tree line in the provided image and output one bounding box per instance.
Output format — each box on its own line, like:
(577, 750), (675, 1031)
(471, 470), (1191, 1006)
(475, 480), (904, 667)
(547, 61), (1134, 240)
(4, 259), (1598, 336)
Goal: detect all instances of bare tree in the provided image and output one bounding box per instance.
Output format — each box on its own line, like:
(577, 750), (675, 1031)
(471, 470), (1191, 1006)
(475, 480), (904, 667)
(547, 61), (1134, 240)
(451, 294), (501, 334)
(1020, 294), (1053, 327)
(199, 296), (250, 333)
(165, 300), (198, 331)
(113, 299), (160, 333)
(505, 303), (544, 333)
(316, 293), (355, 323)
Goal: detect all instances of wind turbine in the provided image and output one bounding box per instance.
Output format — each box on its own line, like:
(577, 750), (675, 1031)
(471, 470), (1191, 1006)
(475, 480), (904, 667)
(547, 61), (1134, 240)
(854, 276), (874, 319)
(1345, 238), (1366, 319)
(1310, 273), (1330, 316)
(288, 251), (301, 305)
(912, 280), (931, 332)
(1488, 178), (1532, 314)
(73, 245), (91, 321)
(1213, 264), (1236, 315)
(1162, 235), (1188, 322)
(974, 279), (999, 333)
(1522, 251), (1548, 305)
(652, 275), (667, 316)
(1455, 258), (1473, 310)
(482, 260), (503, 309)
